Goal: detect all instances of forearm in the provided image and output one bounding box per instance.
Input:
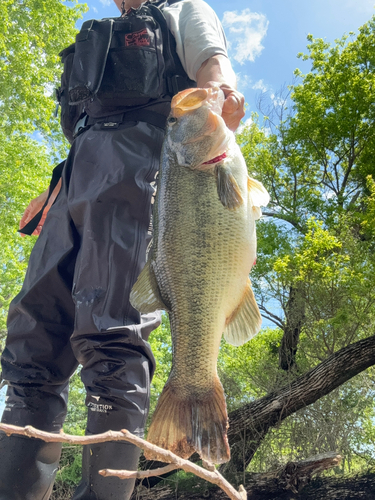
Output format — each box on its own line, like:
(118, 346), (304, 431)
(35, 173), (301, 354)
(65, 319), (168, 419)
(196, 55), (237, 89)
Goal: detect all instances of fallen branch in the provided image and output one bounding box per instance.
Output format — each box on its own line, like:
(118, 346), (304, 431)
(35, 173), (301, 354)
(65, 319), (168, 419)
(0, 423), (246, 500)
(100, 463), (178, 480)
(244, 452), (342, 497)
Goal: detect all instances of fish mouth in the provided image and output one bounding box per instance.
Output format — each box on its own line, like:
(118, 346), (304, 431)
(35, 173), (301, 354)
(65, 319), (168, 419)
(171, 87), (224, 116)
(170, 87), (231, 167)
(171, 87), (227, 146)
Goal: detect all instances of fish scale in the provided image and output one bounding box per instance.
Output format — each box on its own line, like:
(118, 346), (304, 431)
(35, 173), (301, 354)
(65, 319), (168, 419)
(157, 171), (242, 381)
(130, 86), (269, 464)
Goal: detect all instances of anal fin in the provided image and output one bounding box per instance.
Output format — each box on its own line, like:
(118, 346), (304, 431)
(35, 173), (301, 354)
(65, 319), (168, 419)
(130, 260), (168, 313)
(224, 278), (262, 346)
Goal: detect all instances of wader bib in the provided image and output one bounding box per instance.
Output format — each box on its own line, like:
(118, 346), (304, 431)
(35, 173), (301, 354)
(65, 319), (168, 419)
(1, 118), (164, 499)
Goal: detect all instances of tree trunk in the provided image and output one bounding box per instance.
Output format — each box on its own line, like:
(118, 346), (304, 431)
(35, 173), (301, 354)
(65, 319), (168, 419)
(221, 334), (375, 479)
(279, 284), (305, 371)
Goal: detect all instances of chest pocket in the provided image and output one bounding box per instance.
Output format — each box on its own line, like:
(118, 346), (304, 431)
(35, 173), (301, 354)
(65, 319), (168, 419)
(68, 10), (166, 108)
(97, 14), (166, 106)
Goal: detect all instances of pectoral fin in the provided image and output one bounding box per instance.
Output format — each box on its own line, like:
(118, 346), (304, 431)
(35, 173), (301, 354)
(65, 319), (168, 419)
(130, 260), (168, 313)
(224, 278), (262, 346)
(216, 164), (243, 209)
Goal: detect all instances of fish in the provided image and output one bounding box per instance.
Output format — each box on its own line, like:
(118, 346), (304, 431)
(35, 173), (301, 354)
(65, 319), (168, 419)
(130, 86), (270, 464)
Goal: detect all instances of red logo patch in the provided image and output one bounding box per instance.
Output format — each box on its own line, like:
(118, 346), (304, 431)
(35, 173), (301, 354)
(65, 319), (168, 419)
(125, 28), (151, 47)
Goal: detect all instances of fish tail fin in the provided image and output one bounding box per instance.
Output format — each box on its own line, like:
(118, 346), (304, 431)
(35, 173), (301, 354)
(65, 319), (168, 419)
(146, 376), (230, 464)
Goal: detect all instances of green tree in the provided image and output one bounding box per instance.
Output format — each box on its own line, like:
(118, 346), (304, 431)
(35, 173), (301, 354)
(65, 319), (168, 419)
(0, 0), (85, 341)
(218, 15), (375, 482)
(0, 3), (86, 495)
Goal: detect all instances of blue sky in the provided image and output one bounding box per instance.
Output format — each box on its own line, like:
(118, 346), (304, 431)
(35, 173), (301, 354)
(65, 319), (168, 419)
(80, 0), (375, 122)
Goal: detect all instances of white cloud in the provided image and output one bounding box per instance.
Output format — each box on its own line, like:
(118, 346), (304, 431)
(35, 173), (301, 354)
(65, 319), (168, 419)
(99, 0), (111, 6)
(270, 93), (285, 107)
(235, 73), (252, 93)
(340, 0), (374, 13)
(222, 9), (269, 65)
(92, 6), (98, 13)
(44, 82), (55, 97)
(252, 79), (268, 92)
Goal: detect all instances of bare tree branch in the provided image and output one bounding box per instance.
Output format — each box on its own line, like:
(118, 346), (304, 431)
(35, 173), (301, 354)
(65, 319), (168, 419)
(0, 424), (246, 500)
(130, 452), (342, 499)
(258, 304), (285, 329)
(101, 464), (178, 479)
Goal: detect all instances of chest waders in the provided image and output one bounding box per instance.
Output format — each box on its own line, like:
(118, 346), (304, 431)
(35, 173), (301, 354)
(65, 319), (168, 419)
(0, 2), (192, 499)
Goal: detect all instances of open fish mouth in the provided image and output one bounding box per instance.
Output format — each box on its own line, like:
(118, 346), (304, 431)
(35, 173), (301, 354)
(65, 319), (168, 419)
(171, 87), (224, 116)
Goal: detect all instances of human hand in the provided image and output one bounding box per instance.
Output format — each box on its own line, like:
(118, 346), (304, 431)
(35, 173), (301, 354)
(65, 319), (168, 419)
(202, 81), (245, 132)
(196, 55), (245, 131)
(219, 85), (245, 132)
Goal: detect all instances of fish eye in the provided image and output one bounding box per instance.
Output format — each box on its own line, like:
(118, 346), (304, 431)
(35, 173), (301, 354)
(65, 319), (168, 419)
(168, 116), (178, 125)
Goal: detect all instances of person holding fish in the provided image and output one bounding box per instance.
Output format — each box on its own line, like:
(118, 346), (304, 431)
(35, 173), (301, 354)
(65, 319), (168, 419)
(0, 0), (264, 499)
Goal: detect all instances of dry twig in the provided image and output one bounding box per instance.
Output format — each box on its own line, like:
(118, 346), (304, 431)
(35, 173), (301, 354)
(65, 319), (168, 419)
(0, 423), (247, 500)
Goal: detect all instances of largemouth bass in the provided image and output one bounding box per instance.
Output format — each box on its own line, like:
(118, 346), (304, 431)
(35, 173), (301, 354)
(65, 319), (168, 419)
(130, 87), (269, 464)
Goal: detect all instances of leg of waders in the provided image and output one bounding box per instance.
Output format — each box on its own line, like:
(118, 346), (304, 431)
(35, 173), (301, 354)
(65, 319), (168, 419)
(71, 336), (155, 500)
(0, 156), (80, 499)
(72, 441), (140, 500)
(68, 121), (163, 500)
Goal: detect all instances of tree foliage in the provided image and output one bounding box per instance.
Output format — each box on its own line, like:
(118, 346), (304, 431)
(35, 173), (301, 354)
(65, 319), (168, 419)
(0, 0), (85, 338)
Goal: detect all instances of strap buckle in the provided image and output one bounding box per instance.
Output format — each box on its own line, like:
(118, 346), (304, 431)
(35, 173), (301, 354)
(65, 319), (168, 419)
(73, 114), (89, 136)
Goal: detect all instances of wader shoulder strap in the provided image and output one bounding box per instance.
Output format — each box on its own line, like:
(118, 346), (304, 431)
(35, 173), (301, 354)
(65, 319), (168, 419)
(147, 2), (196, 94)
(19, 160), (66, 236)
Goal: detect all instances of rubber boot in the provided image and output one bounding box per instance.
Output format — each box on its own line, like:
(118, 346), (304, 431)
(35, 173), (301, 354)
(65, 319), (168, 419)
(0, 432), (62, 500)
(71, 440), (140, 500)
(70, 333), (154, 500)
